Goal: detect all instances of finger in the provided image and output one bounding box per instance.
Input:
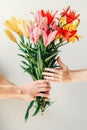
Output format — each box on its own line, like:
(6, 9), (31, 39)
(35, 80), (50, 85)
(38, 87), (51, 92)
(44, 68), (59, 73)
(38, 84), (51, 89)
(43, 72), (63, 80)
(57, 57), (68, 70)
(45, 90), (50, 95)
(43, 76), (61, 82)
(42, 72), (59, 78)
(43, 69), (64, 75)
(36, 93), (49, 98)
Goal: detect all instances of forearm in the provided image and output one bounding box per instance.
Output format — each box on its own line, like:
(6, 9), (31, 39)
(0, 75), (20, 99)
(71, 69), (87, 82)
(0, 84), (18, 99)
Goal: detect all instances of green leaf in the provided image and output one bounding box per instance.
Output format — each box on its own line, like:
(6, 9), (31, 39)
(28, 56), (37, 66)
(33, 104), (41, 116)
(19, 35), (24, 42)
(18, 54), (25, 58)
(18, 54), (33, 69)
(45, 51), (58, 62)
(21, 61), (31, 68)
(25, 100), (35, 121)
(37, 48), (43, 78)
(18, 44), (27, 53)
(21, 66), (37, 80)
(20, 41), (37, 54)
(35, 67), (40, 80)
(45, 100), (51, 105)
(58, 41), (69, 47)
(48, 59), (56, 68)
(19, 54), (37, 66)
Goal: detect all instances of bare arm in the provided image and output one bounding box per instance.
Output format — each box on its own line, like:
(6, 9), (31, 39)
(42, 57), (87, 83)
(0, 75), (51, 100)
(71, 69), (87, 82)
(0, 75), (19, 99)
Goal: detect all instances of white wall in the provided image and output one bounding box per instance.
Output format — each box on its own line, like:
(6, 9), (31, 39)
(0, 0), (87, 130)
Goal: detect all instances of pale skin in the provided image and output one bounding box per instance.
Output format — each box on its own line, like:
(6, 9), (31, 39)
(42, 57), (87, 82)
(0, 75), (51, 101)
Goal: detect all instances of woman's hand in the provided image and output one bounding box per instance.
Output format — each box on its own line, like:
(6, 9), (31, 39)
(0, 75), (51, 101)
(42, 57), (74, 83)
(17, 80), (51, 101)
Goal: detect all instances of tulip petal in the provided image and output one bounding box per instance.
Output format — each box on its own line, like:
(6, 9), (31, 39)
(5, 29), (17, 43)
(46, 31), (57, 46)
(42, 30), (47, 46)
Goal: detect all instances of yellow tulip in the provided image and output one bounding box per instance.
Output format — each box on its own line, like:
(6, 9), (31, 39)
(72, 20), (80, 29)
(18, 19), (29, 38)
(5, 29), (17, 43)
(60, 17), (66, 25)
(11, 17), (18, 24)
(5, 17), (23, 36)
(63, 20), (80, 31)
(5, 20), (17, 32)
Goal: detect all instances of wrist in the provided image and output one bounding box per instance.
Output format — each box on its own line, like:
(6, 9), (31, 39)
(71, 69), (87, 82)
(13, 86), (23, 98)
(5, 85), (22, 99)
(0, 84), (21, 99)
(71, 71), (78, 82)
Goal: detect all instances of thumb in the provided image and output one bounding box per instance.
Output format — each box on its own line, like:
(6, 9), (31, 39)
(57, 56), (68, 70)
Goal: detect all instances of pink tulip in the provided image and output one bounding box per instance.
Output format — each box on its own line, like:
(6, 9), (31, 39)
(39, 17), (48, 30)
(28, 25), (41, 44)
(35, 10), (43, 24)
(42, 30), (57, 46)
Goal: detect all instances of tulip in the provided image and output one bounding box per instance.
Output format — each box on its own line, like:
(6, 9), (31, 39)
(5, 29), (17, 43)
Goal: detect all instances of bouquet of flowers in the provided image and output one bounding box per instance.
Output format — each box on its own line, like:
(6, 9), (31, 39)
(4, 6), (80, 121)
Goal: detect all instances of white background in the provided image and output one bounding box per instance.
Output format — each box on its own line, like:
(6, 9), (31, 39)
(0, 0), (87, 130)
